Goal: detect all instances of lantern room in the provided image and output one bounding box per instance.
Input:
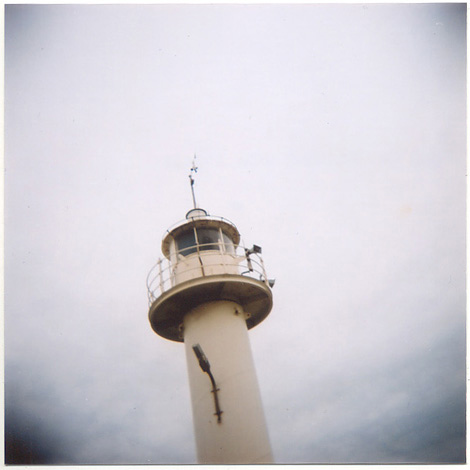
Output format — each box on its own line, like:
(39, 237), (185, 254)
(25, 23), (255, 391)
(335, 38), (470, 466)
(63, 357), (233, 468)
(162, 208), (240, 258)
(160, 208), (242, 285)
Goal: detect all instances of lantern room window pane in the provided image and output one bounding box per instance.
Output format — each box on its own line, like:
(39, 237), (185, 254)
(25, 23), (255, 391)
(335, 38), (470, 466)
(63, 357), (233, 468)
(176, 230), (197, 256)
(222, 232), (235, 254)
(197, 228), (220, 251)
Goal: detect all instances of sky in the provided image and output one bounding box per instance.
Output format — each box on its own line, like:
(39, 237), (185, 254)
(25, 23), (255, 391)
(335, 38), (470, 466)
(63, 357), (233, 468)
(4, 3), (467, 465)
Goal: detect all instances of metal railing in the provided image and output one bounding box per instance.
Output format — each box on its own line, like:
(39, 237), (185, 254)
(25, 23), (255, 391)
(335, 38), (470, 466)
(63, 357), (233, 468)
(146, 243), (269, 306)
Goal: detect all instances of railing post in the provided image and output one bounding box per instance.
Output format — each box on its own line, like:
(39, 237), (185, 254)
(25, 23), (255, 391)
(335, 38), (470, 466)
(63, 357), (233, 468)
(219, 228), (226, 271)
(259, 256), (268, 284)
(158, 259), (164, 294)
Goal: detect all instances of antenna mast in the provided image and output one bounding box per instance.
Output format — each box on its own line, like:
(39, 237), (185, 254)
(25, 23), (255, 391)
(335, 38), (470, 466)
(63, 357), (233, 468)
(189, 155), (198, 209)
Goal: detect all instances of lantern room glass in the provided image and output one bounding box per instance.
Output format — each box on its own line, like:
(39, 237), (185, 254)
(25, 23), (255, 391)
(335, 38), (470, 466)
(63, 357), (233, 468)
(175, 226), (236, 257)
(196, 228), (219, 251)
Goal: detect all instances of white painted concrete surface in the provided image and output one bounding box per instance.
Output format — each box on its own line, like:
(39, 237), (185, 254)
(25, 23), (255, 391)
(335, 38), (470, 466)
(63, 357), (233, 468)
(183, 300), (273, 464)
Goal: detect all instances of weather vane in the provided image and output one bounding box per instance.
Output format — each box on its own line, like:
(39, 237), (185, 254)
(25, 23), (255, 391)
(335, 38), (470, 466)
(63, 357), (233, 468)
(189, 155), (198, 209)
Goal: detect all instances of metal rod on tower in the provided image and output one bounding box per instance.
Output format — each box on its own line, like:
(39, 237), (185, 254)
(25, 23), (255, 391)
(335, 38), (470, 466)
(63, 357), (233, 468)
(189, 154), (197, 209)
(189, 156), (198, 209)
(189, 174), (197, 209)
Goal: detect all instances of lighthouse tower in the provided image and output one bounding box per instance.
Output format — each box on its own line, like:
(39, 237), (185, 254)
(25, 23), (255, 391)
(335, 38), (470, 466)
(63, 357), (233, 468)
(146, 165), (274, 464)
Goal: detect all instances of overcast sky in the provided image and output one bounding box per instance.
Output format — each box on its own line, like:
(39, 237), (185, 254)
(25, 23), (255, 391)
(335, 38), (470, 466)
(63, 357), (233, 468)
(4, 3), (466, 465)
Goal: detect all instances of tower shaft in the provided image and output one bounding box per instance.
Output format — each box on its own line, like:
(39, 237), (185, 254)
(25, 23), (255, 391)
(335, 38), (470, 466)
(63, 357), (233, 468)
(184, 300), (273, 464)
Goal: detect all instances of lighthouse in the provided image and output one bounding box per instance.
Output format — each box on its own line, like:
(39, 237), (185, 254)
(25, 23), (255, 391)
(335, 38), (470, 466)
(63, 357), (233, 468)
(146, 164), (274, 464)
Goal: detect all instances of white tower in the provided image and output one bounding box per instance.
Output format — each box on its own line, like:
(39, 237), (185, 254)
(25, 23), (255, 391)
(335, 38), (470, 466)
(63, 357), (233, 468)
(146, 168), (274, 464)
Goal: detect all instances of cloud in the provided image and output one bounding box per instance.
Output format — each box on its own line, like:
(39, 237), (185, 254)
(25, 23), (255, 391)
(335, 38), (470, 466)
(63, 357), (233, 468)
(264, 322), (465, 463)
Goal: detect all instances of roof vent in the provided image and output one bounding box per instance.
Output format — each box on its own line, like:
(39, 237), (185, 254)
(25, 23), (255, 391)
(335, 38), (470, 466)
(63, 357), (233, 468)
(186, 208), (208, 219)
